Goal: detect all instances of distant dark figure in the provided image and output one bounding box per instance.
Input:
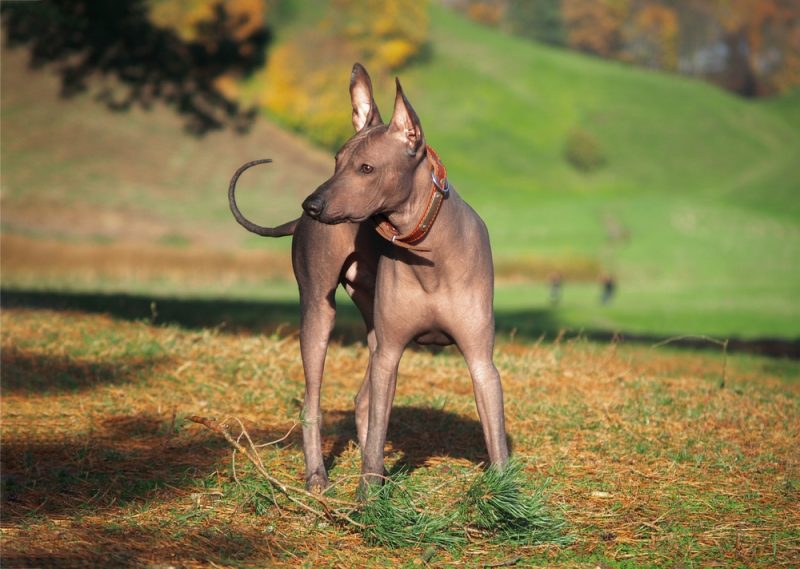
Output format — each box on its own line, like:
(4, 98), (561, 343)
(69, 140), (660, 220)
(600, 274), (616, 305)
(549, 272), (563, 307)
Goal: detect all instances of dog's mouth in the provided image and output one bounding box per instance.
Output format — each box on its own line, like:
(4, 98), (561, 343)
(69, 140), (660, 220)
(318, 212), (372, 225)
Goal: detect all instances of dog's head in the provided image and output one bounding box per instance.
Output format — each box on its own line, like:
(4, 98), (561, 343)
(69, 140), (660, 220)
(302, 64), (427, 224)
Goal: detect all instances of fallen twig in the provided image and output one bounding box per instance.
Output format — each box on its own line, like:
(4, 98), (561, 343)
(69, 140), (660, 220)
(189, 415), (364, 528)
(650, 334), (728, 388)
(483, 555), (521, 567)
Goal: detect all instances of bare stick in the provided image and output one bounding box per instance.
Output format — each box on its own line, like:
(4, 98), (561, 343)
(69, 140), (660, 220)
(650, 334), (727, 349)
(650, 334), (729, 389)
(190, 415), (364, 528)
(253, 422), (298, 448)
(483, 555), (522, 567)
(232, 428), (281, 512)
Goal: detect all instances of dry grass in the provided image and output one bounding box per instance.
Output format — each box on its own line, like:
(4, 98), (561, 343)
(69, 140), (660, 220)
(1, 234), (594, 291)
(1, 234), (294, 289)
(1, 307), (799, 567)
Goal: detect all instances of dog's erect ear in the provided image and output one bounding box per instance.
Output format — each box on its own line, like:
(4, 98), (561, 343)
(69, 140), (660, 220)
(389, 78), (424, 156)
(350, 63), (382, 132)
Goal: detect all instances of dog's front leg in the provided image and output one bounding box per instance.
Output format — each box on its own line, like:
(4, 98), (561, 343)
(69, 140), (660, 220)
(359, 343), (403, 490)
(348, 286), (378, 451)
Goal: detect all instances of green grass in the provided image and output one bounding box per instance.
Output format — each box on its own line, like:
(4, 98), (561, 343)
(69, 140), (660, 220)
(392, 5), (800, 338)
(2, 5), (799, 339)
(402, 6), (800, 214)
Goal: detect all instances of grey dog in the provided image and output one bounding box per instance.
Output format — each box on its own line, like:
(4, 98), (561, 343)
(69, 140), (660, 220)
(229, 63), (509, 492)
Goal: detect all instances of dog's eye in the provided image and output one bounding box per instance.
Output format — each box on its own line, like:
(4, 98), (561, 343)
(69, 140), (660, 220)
(359, 163), (374, 174)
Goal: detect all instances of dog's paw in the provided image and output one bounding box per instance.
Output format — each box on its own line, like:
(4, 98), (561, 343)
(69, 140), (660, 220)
(305, 471), (330, 493)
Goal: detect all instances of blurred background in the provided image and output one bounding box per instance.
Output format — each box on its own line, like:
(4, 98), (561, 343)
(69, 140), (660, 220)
(2, 0), (799, 348)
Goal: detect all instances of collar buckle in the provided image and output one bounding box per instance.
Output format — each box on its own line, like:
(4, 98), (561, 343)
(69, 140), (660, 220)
(432, 171), (449, 195)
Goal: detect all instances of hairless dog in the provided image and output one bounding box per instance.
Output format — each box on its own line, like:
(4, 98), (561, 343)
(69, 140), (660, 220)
(229, 64), (509, 492)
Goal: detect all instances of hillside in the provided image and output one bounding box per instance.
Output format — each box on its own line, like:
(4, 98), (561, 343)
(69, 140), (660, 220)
(396, 6), (800, 337)
(2, 5), (799, 338)
(0, 47), (328, 251)
(400, 6), (800, 209)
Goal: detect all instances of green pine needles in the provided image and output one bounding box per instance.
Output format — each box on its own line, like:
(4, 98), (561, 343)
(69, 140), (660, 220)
(356, 471), (465, 548)
(195, 416), (570, 551)
(355, 459), (571, 549)
(460, 460), (571, 545)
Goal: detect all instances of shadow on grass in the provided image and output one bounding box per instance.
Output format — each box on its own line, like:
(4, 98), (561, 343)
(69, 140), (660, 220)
(0, 413), (293, 522)
(0, 347), (169, 394)
(1, 287), (368, 341)
(1, 521), (279, 569)
(0, 414), (297, 566)
(497, 310), (800, 359)
(324, 406), (513, 475)
(0, 405), (502, 565)
(3, 288), (798, 358)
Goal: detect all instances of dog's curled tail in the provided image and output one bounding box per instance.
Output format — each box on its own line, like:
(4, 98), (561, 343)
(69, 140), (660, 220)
(228, 159), (299, 237)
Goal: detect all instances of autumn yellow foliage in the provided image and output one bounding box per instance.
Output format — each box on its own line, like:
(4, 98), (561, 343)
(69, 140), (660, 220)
(262, 0), (430, 149)
(336, 0), (429, 70)
(260, 39), (353, 148)
(622, 3), (678, 70)
(562, 0), (627, 57)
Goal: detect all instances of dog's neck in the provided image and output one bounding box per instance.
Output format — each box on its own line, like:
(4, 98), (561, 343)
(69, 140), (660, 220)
(375, 146), (452, 251)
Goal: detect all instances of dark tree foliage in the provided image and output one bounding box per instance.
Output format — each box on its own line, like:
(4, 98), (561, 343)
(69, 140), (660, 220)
(1, 0), (270, 134)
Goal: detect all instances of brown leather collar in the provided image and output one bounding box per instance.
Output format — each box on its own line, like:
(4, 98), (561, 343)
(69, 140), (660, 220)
(373, 145), (449, 251)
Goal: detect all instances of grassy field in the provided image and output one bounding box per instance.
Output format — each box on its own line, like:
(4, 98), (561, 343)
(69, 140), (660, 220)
(2, 307), (799, 567)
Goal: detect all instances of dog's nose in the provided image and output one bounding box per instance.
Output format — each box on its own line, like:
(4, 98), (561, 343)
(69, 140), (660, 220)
(302, 195), (325, 219)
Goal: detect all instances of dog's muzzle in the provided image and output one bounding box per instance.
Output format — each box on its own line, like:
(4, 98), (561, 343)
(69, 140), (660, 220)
(302, 195), (325, 219)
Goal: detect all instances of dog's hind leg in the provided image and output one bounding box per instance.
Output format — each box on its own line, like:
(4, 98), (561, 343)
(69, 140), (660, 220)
(452, 326), (509, 467)
(347, 281), (376, 451)
(292, 221), (352, 492)
(343, 239), (381, 450)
